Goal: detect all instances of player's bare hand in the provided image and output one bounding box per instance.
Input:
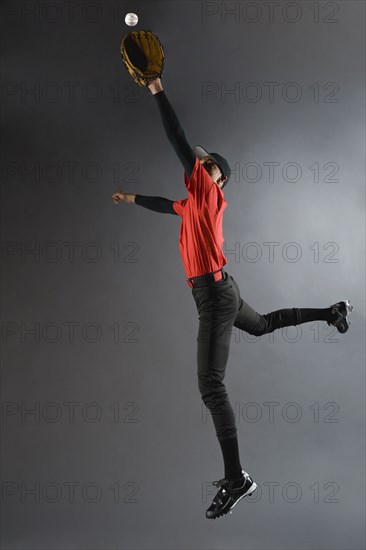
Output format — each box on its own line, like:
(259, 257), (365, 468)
(112, 192), (136, 204)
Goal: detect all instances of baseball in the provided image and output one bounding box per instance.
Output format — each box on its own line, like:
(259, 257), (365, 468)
(125, 13), (138, 26)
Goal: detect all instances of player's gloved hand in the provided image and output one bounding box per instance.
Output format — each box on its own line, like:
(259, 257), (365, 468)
(120, 30), (165, 87)
(112, 191), (135, 204)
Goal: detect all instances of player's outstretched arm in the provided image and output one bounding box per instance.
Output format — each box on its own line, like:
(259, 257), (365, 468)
(120, 32), (195, 180)
(112, 191), (177, 215)
(147, 79), (196, 180)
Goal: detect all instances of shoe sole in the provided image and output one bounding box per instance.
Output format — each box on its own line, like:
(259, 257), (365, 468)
(206, 481), (257, 520)
(229, 482), (258, 512)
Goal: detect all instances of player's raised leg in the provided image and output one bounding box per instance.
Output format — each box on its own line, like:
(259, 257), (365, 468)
(229, 274), (353, 335)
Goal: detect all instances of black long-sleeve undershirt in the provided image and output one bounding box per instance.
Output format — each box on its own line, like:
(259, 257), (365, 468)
(134, 90), (196, 216)
(135, 194), (177, 215)
(153, 90), (197, 179)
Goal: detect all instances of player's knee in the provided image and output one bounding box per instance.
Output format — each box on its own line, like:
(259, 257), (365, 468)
(253, 314), (273, 335)
(197, 374), (211, 399)
(218, 426), (237, 440)
(197, 372), (225, 394)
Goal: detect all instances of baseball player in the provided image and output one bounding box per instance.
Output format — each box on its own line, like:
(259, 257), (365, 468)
(112, 77), (353, 519)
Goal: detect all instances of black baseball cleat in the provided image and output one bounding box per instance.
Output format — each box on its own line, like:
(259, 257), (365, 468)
(205, 469), (257, 520)
(327, 300), (353, 333)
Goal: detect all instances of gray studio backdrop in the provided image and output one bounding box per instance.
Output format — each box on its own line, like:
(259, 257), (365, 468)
(1, 0), (365, 549)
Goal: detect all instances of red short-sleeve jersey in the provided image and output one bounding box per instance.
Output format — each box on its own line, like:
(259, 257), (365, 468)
(172, 157), (228, 279)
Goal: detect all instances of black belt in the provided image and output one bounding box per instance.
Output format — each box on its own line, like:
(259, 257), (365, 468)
(187, 268), (225, 288)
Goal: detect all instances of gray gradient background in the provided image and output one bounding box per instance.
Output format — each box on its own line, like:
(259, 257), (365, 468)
(1, 0), (365, 549)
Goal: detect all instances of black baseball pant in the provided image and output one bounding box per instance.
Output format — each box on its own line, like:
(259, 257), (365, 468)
(191, 268), (302, 441)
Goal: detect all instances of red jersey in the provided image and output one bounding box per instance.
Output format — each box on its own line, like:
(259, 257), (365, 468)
(172, 156), (228, 279)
